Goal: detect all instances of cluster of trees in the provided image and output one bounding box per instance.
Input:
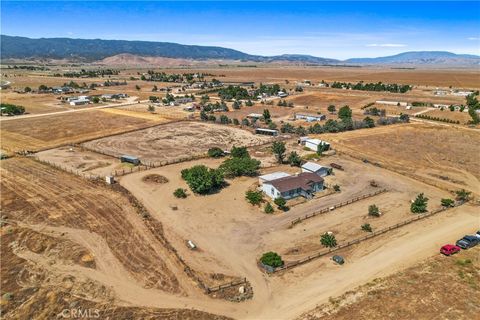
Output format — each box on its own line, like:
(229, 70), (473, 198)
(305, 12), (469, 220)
(411, 101), (433, 107)
(0, 103), (25, 116)
(181, 146), (260, 194)
(466, 92), (480, 124)
(104, 80), (127, 87)
(363, 107), (386, 117)
(218, 85), (250, 100)
(8, 65), (48, 71)
(330, 81), (412, 93)
(141, 71), (210, 82)
(254, 84), (283, 97)
(54, 69), (119, 78)
(415, 114), (461, 124)
(277, 99), (294, 107)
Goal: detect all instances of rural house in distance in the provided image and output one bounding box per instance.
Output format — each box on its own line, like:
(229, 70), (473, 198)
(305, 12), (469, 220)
(262, 172), (324, 200)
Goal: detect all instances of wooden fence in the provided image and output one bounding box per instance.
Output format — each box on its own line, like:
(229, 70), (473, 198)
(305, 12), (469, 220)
(206, 278), (248, 293)
(33, 156), (102, 180)
(267, 202), (463, 273)
(289, 188), (388, 227)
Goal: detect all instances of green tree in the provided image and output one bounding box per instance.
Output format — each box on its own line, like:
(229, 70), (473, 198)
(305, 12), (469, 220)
(264, 202), (274, 214)
(263, 109), (271, 122)
(260, 252), (284, 268)
(92, 96), (100, 103)
(274, 197), (287, 210)
(287, 151), (302, 167)
(363, 116), (375, 128)
(230, 146), (249, 158)
(333, 184), (341, 192)
(135, 85), (141, 91)
(147, 105), (155, 112)
(173, 188), (187, 198)
(361, 223), (372, 232)
(455, 189), (471, 202)
(207, 147), (224, 158)
(245, 190), (263, 205)
(220, 157), (261, 177)
(320, 233), (337, 248)
(338, 105), (352, 121)
(327, 104), (336, 114)
(368, 204), (380, 217)
(0, 103), (25, 115)
(411, 193), (429, 213)
(317, 143), (327, 156)
(440, 198), (455, 207)
(181, 165), (224, 194)
(24, 86), (32, 93)
(233, 118), (240, 125)
(271, 141), (286, 164)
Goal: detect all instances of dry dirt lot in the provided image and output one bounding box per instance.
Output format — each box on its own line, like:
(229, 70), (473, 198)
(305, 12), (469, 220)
(298, 247), (480, 320)
(0, 109), (167, 153)
(320, 123), (480, 194)
(0, 91), (71, 114)
(82, 121), (272, 164)
(421, 108), (473, 124)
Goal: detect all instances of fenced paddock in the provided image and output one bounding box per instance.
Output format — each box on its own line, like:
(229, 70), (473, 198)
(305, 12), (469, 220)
(289, 189), (388, 228)
(265, 202), (464, 274)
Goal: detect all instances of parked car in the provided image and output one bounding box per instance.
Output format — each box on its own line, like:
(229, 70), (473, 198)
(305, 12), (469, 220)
(440, 244), (461, 256)
(456, 235), (480, 249)
(332, 255), (344, 265)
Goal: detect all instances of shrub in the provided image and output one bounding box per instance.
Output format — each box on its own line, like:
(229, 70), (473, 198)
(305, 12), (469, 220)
(173, 188), (187, 198)
(274, 197), (287, 210)
(361, 223), (373, 232)
(455, 189), (471, 202)
(207, 147), (224, 158)
(333, 185), (341, 192)
(264, 202), (274, 214)
(181, 165), (224, 194)
(230, 146), (249, 159)
(368, 204), (380, 217)
(260, 251), (284, 268)
(320, 233), (337, 248)
(411, 193), (429, 213)
(440, 198), (455, 207)
(288, 151), (302, 167)
(245, 190), (263, 205)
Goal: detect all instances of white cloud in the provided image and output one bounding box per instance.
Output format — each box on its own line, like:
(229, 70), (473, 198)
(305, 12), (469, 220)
(467, 37), (479, 40)
(366, 43), (407, 47)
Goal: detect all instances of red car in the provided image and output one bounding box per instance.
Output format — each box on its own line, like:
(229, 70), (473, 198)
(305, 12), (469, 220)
(440, 244), (461, 256)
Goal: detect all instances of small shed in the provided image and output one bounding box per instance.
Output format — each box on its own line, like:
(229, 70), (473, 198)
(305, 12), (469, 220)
(120, 155), (140, 165)
(255, 128), (279, 136)
(305, 138), (330, 152)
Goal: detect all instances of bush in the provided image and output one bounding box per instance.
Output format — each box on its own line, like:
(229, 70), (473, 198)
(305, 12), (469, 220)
(274, 197), (287, 210)
(264, 202), (274, 214)
(320, 233), (337, 248)
(173, 188), (187, 198)
(368, 204), (380, 217)
(288, 151), (302, 167)
(440, 198), (454, 207)
(245, 190), (263, 205)
(207, 147), (224, 158)
(181, 165), (224, 194)
(455, 189), (471, 202)
(230, 146), (249, 159)
(260, 251), (284, 268)
(411, 193), (429, 213)
(333, 185), (341, 192)
(361, 223), (373, 232)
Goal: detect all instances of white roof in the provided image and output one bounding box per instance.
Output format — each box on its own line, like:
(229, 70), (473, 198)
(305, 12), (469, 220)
(306, 138), (329, 145)
(302, 162), (328, 172)
(259, 172), (291, 181)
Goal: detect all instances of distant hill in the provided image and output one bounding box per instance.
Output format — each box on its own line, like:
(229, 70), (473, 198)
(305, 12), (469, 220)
(1, 35), (478, 67)
(346, 51), (480, 66)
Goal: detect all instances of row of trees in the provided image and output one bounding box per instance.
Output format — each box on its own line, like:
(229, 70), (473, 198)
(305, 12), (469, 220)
(54, 69), (119, 78)
(415, 114), (461, 124)
(330, 81), (412, 93)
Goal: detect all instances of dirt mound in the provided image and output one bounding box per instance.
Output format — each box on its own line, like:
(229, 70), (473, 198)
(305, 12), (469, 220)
(142, 174), (169, 184)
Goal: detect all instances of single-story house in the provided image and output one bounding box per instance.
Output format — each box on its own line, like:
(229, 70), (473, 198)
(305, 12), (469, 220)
(69, 99), (90, 106)
(305, 138), (330, 152)
(262, 172), (324, 200)
(175, 97), (193, 104)
(295, 113), (326, 122)
(258, 172), (291, 185)
(301, 162), (331, 177)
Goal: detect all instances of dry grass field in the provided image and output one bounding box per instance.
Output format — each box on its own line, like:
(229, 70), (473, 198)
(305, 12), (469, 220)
(0, 91), (71, 114)
(0, 109), (168, 153)
(82, 121), (272, 164)
(320, 123), (480, 193)
(421, 109), (472, 124)
(298, 247), (480, 320)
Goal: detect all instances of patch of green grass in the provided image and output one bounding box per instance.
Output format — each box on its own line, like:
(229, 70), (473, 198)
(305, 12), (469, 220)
(455, 259), (472, 266)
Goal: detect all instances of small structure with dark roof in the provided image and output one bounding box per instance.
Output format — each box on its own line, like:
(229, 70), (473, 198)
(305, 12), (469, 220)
(262, 172), (324, 200)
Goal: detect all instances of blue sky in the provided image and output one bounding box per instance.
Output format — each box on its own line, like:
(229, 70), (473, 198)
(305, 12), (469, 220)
(2, 1), (479, 59)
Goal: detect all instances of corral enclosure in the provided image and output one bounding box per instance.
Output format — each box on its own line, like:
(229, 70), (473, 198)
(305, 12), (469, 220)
(82, 121), (272, 164)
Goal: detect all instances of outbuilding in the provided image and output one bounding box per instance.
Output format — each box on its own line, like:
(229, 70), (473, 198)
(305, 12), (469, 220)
(255, 128), (279, 136)
(120, 155), (140, 165)
(295, 113), (326, 122)
(304, 138), (330, 152)
(301, 162), (331, 177)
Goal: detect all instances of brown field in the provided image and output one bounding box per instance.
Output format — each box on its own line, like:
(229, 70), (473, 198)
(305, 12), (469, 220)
(320, 123), (480, 193)
(0, 91), (71, 114)
(82, 121), (272, 164)
(298, 247), (480, 320)
(0, 109), (168, 152)
(422, 108), (472, 124)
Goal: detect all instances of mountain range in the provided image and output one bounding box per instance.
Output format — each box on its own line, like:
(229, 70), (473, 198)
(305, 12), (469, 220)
(1, 35), (479, 67)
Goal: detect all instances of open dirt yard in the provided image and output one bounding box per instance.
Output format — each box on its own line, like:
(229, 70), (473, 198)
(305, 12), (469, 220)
(0, 91), (71, 114)
(0, 109), (169, 153)
(320, 123), (480, 194)
(82, 121), (273, 164)
(298, 247), (480, 320)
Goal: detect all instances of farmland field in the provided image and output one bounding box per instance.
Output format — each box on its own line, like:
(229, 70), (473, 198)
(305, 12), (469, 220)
(82, 121), (272, 164)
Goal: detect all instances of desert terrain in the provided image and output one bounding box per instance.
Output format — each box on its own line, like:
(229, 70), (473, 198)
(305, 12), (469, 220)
(1, 64), (479, 320)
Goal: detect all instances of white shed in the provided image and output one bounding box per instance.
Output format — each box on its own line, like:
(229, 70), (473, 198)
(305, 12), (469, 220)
(304, 138), (330, 152)
(301, 162), (331, 177)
